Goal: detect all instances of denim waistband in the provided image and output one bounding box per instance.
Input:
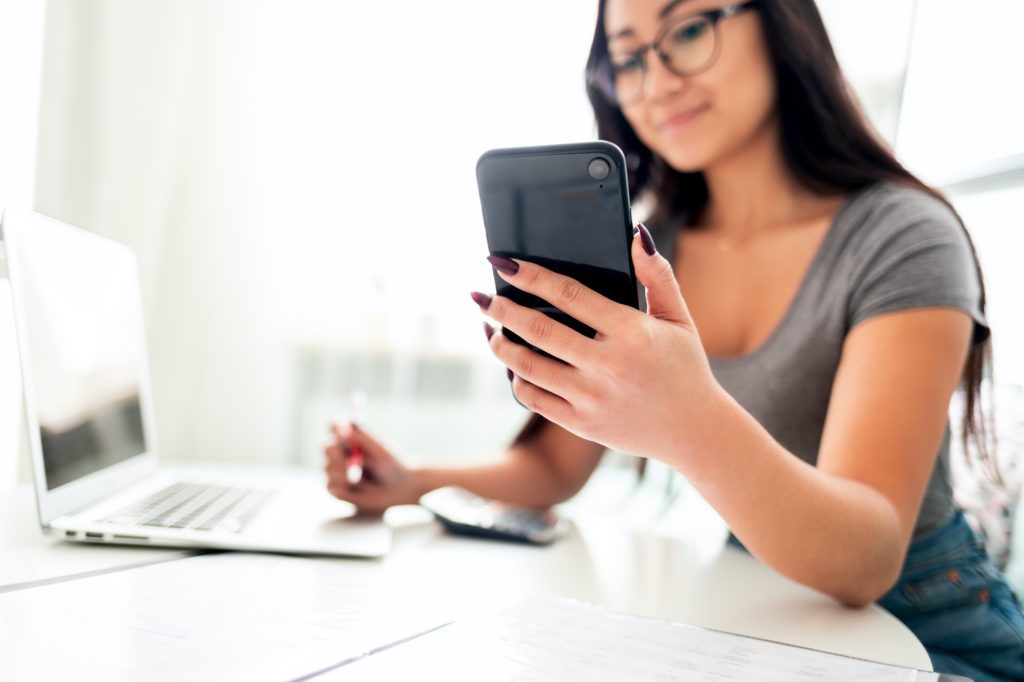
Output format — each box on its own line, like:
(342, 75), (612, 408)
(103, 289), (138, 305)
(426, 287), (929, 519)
(900, 510), (980, 573)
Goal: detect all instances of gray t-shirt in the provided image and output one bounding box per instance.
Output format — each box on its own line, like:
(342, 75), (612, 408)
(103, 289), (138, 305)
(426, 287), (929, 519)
(651, 181), (989, 537)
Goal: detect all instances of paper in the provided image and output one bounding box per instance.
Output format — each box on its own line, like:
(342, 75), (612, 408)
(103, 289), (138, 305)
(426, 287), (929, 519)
(0, 552), (454, 682)
(0, 554), (960, 682)
(329, 597), (951, 682)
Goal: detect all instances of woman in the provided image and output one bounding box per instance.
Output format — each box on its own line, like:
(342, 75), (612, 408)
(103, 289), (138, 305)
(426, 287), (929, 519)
(325, 1), (1024, 678)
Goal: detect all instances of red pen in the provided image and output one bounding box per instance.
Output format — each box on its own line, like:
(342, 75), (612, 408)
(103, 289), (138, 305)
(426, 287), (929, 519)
(343, 390), (367, 486)
(346, 443), (364, 486)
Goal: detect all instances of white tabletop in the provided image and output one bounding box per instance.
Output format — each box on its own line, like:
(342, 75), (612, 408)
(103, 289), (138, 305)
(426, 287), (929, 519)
(378, 511), (933, 671)
(0, 467), (933, 675)
(0, 485), (194, 592)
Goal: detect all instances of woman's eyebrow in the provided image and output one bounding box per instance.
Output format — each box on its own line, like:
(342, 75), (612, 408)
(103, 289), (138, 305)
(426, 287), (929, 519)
(607, 28), (636, 43)
(607, 0), (696, 43)
(657, 0), (696, 20)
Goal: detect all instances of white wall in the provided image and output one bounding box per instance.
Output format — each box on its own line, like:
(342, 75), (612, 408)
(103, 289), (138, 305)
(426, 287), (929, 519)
(0, 0), (45, 489)
(897, 0), (1024, 185)
(895, 0), (1024, 387)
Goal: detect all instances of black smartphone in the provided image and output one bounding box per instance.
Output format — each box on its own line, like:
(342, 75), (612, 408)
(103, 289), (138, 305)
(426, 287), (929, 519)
(475, 141), (640, 362)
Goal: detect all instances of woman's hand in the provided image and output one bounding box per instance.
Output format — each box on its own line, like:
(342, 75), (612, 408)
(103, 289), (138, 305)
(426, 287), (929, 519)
(324, 422), (422, 514)
(475, 225), (721, 464)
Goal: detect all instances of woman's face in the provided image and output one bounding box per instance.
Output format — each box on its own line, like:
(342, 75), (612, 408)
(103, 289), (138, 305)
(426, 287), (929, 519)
(603, 0), (776, 173)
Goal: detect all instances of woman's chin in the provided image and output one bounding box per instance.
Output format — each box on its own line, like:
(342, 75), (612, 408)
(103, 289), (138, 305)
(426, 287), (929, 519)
(661, 152), (712, 175)
(654, 141), (718, 175)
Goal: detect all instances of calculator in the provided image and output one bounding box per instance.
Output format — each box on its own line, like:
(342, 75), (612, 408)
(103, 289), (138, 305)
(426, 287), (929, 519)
(419, 487), (568, 546)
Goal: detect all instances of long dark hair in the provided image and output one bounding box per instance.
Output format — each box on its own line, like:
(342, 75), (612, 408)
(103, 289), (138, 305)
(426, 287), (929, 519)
(517, 0), (995, 477)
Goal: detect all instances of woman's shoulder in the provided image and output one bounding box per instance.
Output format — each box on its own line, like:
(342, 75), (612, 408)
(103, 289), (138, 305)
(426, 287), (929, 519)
(841, 180), (965, 247)
(843, 180), (962, 238)
(837, 180), (988, 341)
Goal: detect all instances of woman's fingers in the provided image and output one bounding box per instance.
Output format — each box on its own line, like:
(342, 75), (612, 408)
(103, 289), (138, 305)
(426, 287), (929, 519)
(331, 420), (388, 458)
(509, 374), (574, 426)
(630, 227), (694, 326)
(326, 477), (375, 506)
(487, 256), (630, 336)
(325, 443), (372, 498)
(487, 327), (583, 401)
(475, 292), (594, 367)
(330, 421), (354, 444)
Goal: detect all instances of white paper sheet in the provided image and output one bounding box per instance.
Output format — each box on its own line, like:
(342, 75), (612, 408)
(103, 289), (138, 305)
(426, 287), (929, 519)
(0, 552), (453, 682)
(329, 597), (945, 682)
(0, 553), (953, 682)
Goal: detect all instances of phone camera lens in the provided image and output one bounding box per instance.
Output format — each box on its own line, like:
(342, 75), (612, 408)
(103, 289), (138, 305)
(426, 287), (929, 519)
(587, 158), (611, 181)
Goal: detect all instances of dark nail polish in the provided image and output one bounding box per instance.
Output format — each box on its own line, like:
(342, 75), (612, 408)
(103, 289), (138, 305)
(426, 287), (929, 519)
(637, 223), (657, 256)
(486, 255), (520, 276)
(470, 291), (492, 310)
(507, 368), (514, 381)
(483, 322), (495, 341)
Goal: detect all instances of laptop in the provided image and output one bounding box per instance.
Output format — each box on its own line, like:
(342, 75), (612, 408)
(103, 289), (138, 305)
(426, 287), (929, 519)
(0, 208), (390, 557)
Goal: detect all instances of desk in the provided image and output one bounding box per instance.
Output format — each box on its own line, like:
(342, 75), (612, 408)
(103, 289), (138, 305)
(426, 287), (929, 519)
(0, 470), (932, 678)
(0, 484), (194, 592)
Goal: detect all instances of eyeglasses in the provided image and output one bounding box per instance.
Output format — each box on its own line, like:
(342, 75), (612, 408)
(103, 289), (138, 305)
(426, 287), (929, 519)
(592, 1), (759, 107)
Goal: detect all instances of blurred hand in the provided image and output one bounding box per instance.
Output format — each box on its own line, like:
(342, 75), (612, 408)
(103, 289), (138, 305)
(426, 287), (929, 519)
(323, 422), (422, 514)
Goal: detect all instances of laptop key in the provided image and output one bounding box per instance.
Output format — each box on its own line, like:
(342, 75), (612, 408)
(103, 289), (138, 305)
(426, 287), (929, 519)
(103, 482), (266, 533)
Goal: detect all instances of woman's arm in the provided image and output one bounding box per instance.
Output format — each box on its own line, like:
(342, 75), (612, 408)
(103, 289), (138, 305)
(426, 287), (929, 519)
(681, 308), (973, 607)
(416, 420), (606, 507)
(327, 418), (605, 512)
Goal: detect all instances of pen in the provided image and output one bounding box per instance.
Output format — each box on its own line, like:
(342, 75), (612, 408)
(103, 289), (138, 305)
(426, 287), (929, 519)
(346, 444), (364, 487)
(343, 390), (367, 487)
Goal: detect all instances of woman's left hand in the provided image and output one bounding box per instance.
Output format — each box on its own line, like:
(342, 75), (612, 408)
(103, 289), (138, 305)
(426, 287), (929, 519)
(475, 225), (721, 463)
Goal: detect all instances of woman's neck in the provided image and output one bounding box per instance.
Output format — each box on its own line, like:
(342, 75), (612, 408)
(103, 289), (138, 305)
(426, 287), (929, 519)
(699, 117), (827, 235)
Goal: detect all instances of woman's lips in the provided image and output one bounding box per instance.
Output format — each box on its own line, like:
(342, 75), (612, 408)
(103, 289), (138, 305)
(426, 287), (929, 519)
(659, 104), (710, 133)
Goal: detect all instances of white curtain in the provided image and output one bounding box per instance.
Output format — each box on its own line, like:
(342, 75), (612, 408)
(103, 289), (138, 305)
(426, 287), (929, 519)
(34, 0), (288, 465)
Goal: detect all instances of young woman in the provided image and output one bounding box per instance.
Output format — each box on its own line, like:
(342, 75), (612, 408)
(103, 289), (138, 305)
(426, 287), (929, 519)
(325, 1), (1024, 677)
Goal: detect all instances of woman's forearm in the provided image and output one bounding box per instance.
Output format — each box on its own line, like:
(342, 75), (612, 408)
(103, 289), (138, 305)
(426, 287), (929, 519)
(671, 388), (906, 607)
(414, 446), (586, 508)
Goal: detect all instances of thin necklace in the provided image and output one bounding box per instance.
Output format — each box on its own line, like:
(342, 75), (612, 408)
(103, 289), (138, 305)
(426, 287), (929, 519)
(715, 228), (754, 252)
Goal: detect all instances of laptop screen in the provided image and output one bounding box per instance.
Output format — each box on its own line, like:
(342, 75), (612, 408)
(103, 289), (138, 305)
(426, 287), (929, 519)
(10, 220), (149, 490)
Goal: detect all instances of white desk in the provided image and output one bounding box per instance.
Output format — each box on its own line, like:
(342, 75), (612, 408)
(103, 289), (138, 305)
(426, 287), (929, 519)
(0, 470), (933, 678)
(0, 484), (194, 592)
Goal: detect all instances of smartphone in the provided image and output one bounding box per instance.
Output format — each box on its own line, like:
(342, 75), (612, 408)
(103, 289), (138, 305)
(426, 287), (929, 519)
(476, 141), (640, 362)
(419, 487), (569, 546)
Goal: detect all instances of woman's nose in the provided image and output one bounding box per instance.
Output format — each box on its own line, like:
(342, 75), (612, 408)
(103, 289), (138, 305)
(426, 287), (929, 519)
(643, 52), (687, 103)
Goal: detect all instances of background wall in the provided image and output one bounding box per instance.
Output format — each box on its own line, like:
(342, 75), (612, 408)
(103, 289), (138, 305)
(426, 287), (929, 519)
(0, 0), (45, 488)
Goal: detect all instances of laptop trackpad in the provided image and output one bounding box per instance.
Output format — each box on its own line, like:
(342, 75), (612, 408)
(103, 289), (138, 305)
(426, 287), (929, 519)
(243, 482), (391, 558)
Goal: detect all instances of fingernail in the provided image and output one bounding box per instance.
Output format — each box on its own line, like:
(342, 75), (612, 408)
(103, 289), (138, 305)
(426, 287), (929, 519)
(483, 322), (495, 341)
(486, 255), (520, 276)
(470, 291), (492, 310)
(637, 223), (656, 256)
(507, 368), (514, 381)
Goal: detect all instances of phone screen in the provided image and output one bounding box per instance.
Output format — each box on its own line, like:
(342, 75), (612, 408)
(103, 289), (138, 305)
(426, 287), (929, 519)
(477, 143), (638, 354)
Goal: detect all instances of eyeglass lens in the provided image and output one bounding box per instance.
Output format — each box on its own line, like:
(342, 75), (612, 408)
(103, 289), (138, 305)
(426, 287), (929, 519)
(608, 15), (717, 105)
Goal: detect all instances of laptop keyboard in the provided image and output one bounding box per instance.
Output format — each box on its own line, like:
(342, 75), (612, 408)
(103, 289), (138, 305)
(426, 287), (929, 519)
(102, 482), (272, 533)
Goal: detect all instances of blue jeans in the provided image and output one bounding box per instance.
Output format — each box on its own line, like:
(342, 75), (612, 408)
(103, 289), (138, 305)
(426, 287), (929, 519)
(878, 511), (1024, 681)
(727, 512), (1024, 680)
